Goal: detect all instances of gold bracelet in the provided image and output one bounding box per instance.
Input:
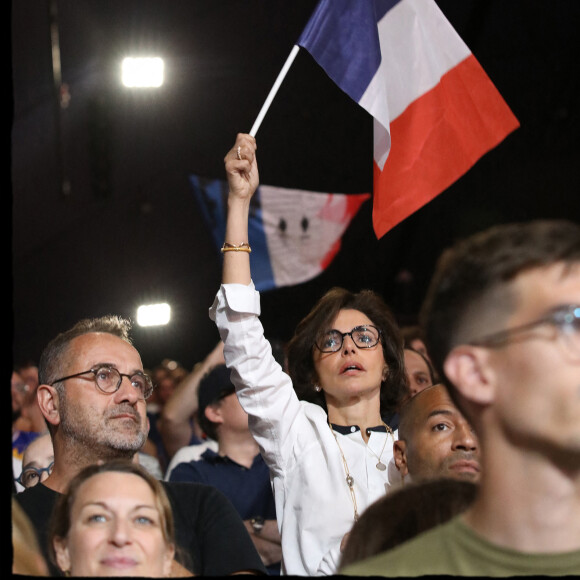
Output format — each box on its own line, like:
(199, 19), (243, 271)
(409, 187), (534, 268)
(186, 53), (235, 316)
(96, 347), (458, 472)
(221, 242), (252, 253)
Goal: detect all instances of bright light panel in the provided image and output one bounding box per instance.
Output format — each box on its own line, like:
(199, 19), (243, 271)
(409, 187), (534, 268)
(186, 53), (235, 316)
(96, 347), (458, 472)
(122, 57), (164, 88)
(137, 303), (171, 326)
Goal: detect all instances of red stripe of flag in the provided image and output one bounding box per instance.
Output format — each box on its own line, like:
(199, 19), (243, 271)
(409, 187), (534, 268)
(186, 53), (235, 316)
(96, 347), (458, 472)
(373, 54), (520, 238)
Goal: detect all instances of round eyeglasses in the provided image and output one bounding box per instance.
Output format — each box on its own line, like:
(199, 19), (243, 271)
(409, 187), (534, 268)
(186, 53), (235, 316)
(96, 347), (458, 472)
(468, 303), (580, 359)
(49, 366), (154, 400)
(15, 462), (54, 489)
(315, 325), (382, 353)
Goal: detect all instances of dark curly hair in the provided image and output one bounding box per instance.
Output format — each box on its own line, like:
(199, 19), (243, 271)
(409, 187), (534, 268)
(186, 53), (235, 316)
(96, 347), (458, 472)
(286, 287), (408, 416)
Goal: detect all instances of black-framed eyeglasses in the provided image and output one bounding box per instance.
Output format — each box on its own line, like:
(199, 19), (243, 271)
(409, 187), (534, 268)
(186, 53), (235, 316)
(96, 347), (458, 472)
(315, 325), (382, 353)
(15, 462), (54, 488)
(468, 304), (580, 358)
(49, 366), (154, 400)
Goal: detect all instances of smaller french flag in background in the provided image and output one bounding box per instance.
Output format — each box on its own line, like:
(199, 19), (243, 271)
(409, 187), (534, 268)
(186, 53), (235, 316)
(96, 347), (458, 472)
(297, 0), (520, 239)
(190, 175), (370, 291)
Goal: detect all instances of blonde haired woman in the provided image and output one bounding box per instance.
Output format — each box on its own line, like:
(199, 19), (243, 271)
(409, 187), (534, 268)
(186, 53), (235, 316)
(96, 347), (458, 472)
(49, 460), (177, 577)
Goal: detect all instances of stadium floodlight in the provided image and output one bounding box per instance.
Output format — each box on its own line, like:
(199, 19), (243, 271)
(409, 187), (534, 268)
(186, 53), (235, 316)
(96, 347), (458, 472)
(122, 57), (164, 88)
(137, 303), (171, 326)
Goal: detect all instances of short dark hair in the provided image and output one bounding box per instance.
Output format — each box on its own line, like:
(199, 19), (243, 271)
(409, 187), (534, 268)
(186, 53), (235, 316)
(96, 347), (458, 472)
(287, 287), (407, 416)
(339, 478), (478, 570)
(38, 315), (133, 387)
(420, 220), (580, 387)
(37, 315), (134, 436)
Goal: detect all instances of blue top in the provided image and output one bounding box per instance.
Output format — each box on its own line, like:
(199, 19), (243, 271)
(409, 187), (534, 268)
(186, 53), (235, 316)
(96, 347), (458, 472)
(169, 448), (276, 520)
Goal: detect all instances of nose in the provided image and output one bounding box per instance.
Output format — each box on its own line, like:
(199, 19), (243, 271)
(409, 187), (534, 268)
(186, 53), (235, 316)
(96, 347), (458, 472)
(452, 420), (478, 451)
(341, 333), (357, 354)
(110, 518), (131, 547)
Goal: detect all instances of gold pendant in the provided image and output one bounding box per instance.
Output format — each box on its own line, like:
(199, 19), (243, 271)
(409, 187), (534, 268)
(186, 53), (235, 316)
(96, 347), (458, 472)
(376, 462), (386, 471)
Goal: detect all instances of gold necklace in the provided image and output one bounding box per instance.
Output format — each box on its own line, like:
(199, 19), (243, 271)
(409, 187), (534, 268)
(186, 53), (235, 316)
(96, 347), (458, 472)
(327, 420), (394, 522)
(366, 422), (393, 471)
(328, 418), (360, 521)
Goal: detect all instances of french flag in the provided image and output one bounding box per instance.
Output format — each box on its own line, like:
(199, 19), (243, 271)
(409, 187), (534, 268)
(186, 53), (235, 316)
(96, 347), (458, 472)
(190, 175), (369, 291)
(297, 0), (520, 238)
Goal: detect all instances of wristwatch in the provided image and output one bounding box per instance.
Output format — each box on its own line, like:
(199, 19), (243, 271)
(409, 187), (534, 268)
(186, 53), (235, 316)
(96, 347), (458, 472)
(250, 515), (265, 534)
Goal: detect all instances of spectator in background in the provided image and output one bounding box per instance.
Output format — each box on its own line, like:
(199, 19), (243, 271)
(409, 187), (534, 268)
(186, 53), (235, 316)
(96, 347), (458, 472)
(15, 432), (54, 492)
(48, 461), (177, 577)
(169, 364), (282, 574)
(158, 342), (225, 464)
(12, 366), (47, 442)
(404, 347), (435, 398)
(393, 384), (480, 484)
(12, 366), (48, 487)
(143, 359), (186, 472)
(162, 340), (287, 481)
(382, 346), (435, 431)
(16, 360), (41, 392)
(15, 314), (266, 576)
(399, 325), (429, 361)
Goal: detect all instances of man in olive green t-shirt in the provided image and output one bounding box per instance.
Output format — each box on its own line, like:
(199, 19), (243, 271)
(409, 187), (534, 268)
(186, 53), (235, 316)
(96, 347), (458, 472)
(343, 221), (580, 576)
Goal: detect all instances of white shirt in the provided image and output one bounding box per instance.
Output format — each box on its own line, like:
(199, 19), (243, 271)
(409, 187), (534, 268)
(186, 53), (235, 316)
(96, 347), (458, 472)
(210, 282), (401, 576)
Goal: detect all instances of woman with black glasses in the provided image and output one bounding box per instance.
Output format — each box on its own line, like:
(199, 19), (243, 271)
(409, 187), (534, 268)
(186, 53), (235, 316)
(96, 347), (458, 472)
(210, 134), (407, 576)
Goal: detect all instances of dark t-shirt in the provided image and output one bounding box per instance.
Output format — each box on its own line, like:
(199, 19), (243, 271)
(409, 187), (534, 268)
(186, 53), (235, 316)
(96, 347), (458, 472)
(170, 449), (280, 575)
(15, 480), (266, 576)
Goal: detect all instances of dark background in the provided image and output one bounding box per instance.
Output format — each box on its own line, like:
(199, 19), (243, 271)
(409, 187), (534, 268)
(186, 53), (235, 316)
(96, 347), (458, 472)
(11, 0), (580, 372)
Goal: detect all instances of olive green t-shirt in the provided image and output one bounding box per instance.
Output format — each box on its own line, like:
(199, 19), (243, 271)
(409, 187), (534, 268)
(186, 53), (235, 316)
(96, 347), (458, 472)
(341, 515), (580, 576)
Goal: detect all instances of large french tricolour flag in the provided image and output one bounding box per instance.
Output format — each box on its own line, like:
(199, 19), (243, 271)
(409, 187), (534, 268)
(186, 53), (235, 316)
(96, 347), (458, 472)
(297, 0), (520, 238)
(190, 175), (370, 291)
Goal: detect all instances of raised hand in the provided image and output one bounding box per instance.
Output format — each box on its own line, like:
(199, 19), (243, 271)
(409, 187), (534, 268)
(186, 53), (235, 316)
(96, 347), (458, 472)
(224, 133), (258, 203)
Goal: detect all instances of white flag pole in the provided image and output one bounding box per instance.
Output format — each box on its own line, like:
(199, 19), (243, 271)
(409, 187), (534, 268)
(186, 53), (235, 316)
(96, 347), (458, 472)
(249, 45), (301, 137)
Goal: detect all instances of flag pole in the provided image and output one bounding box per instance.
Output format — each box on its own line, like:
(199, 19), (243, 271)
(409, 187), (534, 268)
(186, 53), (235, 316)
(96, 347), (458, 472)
(249, 45), (300, 137)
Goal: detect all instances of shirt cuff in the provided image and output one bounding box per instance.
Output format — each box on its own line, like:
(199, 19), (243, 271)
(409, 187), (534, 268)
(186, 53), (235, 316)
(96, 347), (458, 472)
(209, 281), (260, 321)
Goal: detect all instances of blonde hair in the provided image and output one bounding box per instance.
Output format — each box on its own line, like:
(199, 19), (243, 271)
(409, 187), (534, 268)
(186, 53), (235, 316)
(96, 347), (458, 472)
(12, 497), (49, 576)
(48, 460), (176, 569)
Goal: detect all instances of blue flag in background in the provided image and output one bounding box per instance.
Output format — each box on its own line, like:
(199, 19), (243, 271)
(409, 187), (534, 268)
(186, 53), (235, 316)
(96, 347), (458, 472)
(190, 175), (370, 291)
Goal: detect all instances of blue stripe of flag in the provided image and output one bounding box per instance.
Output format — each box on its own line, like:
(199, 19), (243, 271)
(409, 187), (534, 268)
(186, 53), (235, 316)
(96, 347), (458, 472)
(297, 0), (401, 102)
(190, 176), (276, 292)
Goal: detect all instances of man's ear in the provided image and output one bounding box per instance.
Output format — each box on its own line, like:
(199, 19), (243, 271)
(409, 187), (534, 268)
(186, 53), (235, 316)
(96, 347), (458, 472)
(393, 439), (409, 477)
(36, 384), (61, 427)
(443, 345), (496, 406)
(204, 402), (224, 425)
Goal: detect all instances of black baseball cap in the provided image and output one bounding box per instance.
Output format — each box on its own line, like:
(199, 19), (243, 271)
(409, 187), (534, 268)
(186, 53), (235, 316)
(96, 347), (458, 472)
(197, 364), (235, 420)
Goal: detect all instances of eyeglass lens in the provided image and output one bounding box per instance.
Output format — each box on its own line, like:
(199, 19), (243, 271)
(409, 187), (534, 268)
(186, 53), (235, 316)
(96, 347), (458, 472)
(18, 463), (54, 488)
(558, 306), (580, 356)
(317, 326), (380, 352)
(94, 367), (152, 399)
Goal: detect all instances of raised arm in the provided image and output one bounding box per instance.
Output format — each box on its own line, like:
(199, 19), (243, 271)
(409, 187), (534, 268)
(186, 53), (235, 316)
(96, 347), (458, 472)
(158, 341), (225, 459)
(222, 133), (259, 286)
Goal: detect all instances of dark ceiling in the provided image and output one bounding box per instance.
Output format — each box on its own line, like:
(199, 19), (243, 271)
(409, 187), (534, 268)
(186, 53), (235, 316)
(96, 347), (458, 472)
(11, 0), (580, 371)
